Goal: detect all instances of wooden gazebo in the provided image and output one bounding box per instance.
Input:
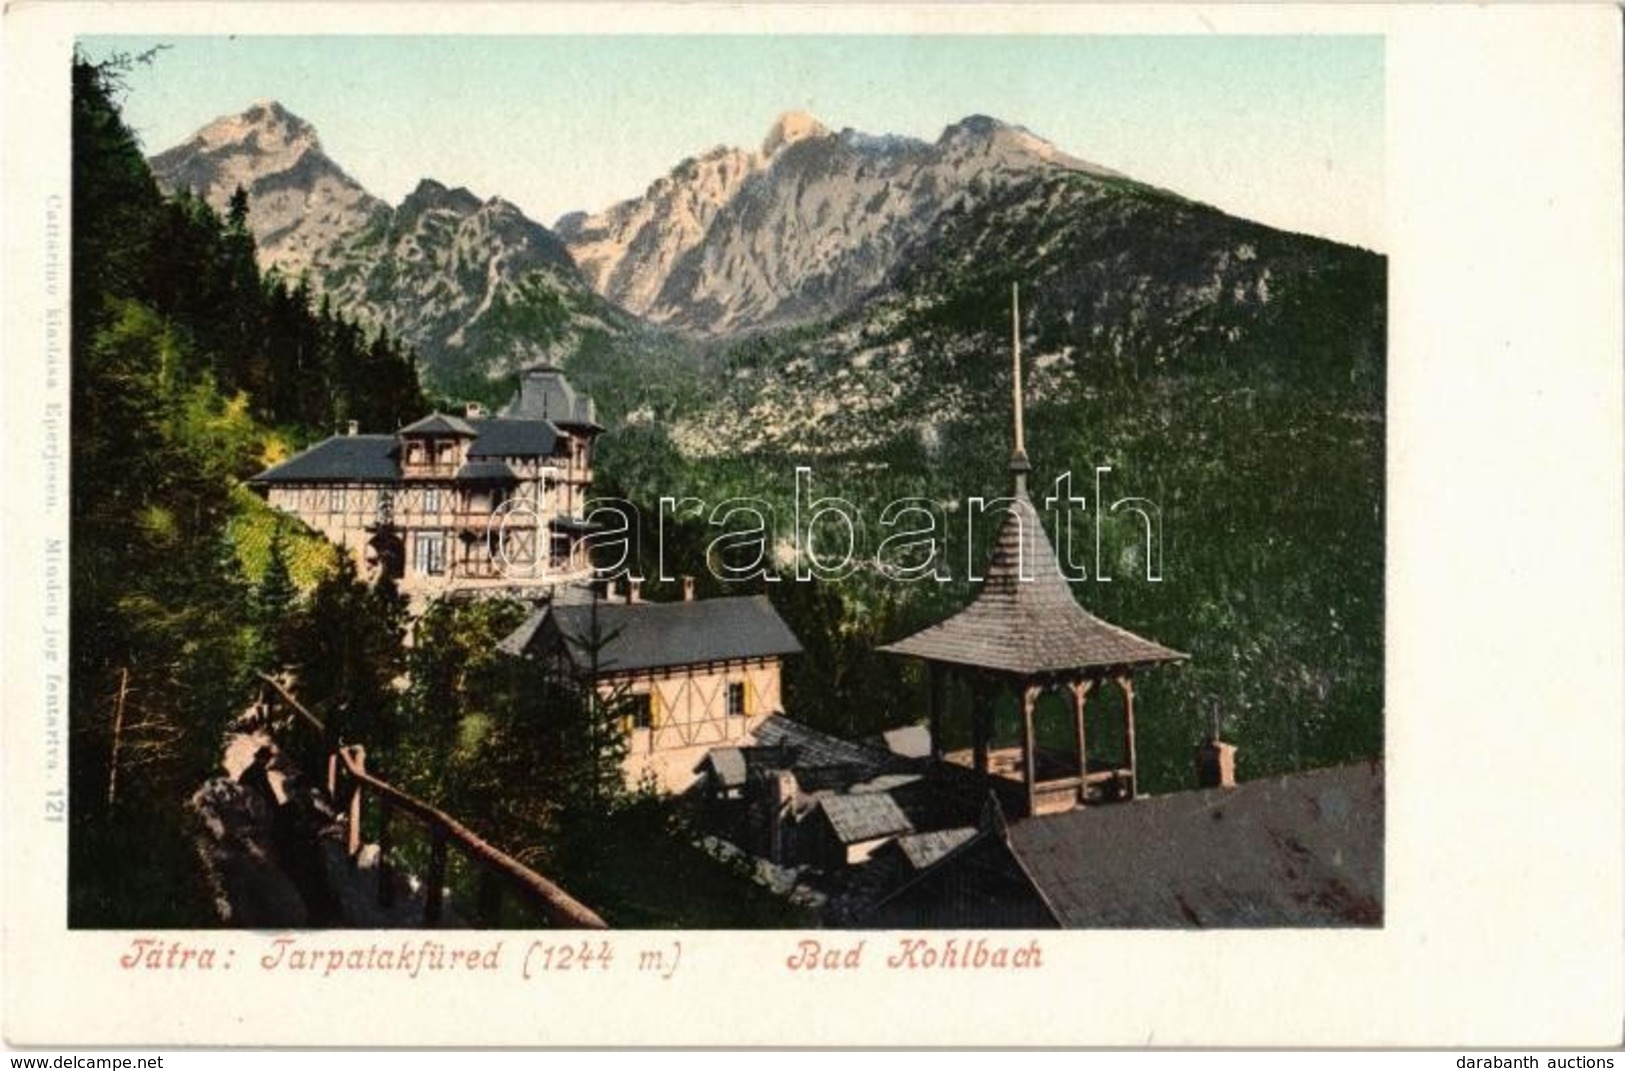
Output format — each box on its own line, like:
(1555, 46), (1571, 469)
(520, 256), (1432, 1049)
(880, 287), (1186, 817)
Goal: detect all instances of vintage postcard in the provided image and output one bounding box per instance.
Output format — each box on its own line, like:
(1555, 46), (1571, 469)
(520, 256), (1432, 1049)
(3, 2), (1621, 1049)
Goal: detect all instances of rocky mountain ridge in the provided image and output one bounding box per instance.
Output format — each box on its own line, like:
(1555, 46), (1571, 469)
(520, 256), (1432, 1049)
(557, 110), (1128, 335)
(149, 103), (628, 392)
(150, 100), (385, 280)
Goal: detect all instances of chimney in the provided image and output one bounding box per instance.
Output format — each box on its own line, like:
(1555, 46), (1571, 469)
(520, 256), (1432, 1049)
(603, 580), (619, 602)
(464, 401), (486, 419)
(626, 578), (642, 604)
(681, 575), (696, 602)
(345, 419), (359, 437)
(1196, 733), (1237, 790)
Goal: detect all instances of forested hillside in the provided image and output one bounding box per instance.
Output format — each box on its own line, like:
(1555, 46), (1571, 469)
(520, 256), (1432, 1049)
(69, 54), (425, 925)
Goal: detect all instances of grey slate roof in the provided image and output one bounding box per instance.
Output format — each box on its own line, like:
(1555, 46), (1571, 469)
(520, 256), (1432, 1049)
(497, 608), (548, 657)
(697, 747), (750, 790)
(502, 366), (600, 429)
(880, 490), (1186, 674)
(894, 827), (977, 871)
(750, 714), (892, 776)
(467, 419), (560, 459)
(250, 417), (567, 486)
(816, 792), (915, 845)
(1006, 761), (1384, 927)
(507, 595), (802, 675)
(248, 435), (399, 485)
(454, 460), (520, 483)
(399, 412), (477, 437)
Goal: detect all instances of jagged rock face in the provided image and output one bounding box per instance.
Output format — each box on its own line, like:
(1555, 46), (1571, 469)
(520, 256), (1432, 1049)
(559, 112), (1123, 336)
(150, 101), (385, 280)
(149, 103), (626, 388)
(668, 169), (1386, 460)
(557, 144), (761, 322)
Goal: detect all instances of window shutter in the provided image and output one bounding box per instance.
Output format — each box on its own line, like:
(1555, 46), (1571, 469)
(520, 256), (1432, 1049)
(650, 688), (663, 730)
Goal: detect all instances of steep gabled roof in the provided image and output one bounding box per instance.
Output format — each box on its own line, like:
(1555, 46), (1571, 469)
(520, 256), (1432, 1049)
(880, 491), (1184, 675)
(502, 366), (600, 429)
(502, 595), (802, 675)
(398, 412), (477, 437)
(248, 435), (399, 485)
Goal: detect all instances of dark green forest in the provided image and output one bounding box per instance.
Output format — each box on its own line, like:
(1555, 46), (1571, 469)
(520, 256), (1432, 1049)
(69, 53), (433, 925)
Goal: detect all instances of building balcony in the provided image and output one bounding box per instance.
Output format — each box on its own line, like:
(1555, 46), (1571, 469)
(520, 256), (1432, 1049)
(401, 463), (460, 479)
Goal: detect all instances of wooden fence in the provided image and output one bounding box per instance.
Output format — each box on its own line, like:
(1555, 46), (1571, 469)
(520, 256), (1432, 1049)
(256, 673), (606, 929)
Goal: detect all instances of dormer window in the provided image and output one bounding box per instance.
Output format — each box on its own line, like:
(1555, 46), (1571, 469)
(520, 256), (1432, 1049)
(406, 442), (424, 466)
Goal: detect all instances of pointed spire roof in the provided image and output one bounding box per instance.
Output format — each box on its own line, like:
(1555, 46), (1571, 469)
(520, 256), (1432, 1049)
(880, 285), (1185, 676)
(1008, 281), (1032, 494)
(879, 493), (1184, 675)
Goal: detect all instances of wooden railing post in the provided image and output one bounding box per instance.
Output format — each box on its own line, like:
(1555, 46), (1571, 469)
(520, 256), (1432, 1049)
(376, 797), (395, 909)
(346, 745), (366, 858)
(476, 869), (502, 928)
(329, 736), (606, 929)
(424, 829), (448, 927)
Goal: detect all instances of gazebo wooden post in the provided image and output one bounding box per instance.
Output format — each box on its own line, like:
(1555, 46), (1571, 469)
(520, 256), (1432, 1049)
(1070, 677), (1092, 805)
(970, 675), (991, 783)
(1020, 681), (1040, 818)
(1117, 674), (1137, 799)
(927, 663), (945, 761)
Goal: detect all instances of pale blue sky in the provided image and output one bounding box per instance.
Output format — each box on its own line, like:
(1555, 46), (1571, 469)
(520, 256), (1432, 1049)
(82, 35), (1383, 250)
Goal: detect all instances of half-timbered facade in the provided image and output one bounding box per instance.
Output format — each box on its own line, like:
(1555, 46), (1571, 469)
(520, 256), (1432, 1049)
(498, 588), (803, 793)
(248, 366), (601, 603)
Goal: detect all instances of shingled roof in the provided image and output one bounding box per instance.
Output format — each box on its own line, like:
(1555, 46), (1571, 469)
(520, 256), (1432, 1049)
(816, 793), (915, 846)
(500, 595), (802, 675)
(248, 435), (400, 484)
(750, 714), (892, 776)
(1004, 761), (1384, 927)
(880, 491), (1184, 675)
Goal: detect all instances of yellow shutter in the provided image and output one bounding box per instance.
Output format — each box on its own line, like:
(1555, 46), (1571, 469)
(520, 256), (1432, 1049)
(650, 688), (663, 729)
(744, 676), (757, 717)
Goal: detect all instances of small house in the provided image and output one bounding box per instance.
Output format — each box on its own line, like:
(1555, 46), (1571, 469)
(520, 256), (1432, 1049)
(498, 586), (802, 793)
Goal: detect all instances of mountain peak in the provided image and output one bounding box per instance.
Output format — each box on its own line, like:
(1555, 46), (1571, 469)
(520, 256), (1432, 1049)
(402, 178), (482, 215)
(762, 110), (830, 156)
(939, 114), (1014, 143)
(194, 99), (320, 153)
